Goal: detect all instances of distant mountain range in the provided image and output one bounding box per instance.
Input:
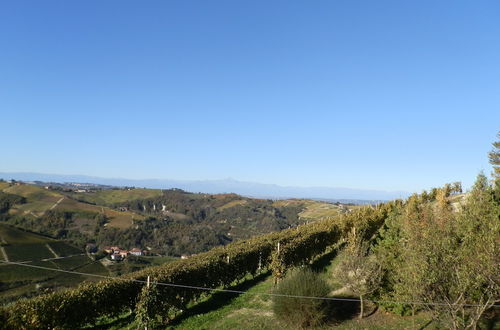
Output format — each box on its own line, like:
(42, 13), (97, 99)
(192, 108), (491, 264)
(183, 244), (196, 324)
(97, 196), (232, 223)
(0, 172), (409, 202)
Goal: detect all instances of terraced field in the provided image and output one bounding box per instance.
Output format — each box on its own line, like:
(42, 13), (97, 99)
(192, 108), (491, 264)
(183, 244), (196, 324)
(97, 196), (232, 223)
(51, 255), (92, 270)
(48, 241), (83, 257)
(3, 244), (55, 262)
(0, 224), (83, 262)
(0, 224), (52, 245)
(0, 224), (109, 304)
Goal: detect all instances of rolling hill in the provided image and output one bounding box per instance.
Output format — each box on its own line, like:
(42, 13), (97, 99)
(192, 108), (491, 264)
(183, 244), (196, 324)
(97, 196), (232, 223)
(0, 180), (351, 306)
(0, 180), (348, 258)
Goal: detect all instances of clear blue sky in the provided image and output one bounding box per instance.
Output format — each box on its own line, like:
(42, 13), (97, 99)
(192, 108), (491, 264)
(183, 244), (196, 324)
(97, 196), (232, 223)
(1, 1), (499, 192)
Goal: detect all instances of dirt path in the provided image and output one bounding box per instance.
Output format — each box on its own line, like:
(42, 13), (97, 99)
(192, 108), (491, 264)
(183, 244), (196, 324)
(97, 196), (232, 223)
(41, 253), (86, 262)
(49, 197), (65, 210)
(0, 246), (9, 262)
(45, 243), (59, 258)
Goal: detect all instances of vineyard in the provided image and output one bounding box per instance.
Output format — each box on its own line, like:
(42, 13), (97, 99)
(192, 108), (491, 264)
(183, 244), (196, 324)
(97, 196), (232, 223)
(0, 202), (394, 329)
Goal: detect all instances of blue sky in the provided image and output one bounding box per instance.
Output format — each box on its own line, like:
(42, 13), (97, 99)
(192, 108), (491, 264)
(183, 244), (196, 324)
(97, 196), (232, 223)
(1, 1), (499, 192)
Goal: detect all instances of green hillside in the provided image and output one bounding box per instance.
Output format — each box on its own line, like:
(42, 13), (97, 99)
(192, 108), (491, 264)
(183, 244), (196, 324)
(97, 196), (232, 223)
(1, 176), (498, 330)
(68, 188), (163, 205)
(0, 182), (341, 307)
(0, 182), (350, 258)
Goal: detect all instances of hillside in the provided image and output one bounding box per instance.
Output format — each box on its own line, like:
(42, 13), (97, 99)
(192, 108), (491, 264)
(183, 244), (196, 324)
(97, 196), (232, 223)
(67, 188), (163, 206)
(0, 224), (108, 304)
(0, 180), (347, 259)
(0, 180), (350, 306)
(1, 177), (498, 330)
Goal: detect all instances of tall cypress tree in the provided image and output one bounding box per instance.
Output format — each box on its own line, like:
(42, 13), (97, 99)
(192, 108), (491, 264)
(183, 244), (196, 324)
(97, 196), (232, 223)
(488, 131), (500, 178)
(488, 131), (500, 202)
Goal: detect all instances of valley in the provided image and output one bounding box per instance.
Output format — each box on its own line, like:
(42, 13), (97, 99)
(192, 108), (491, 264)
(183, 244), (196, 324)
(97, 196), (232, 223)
(0, 179), (349, 305)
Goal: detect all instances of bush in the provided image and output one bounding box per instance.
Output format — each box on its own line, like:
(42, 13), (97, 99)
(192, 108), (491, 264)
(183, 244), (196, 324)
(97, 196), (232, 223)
(273, 268), (331, 328)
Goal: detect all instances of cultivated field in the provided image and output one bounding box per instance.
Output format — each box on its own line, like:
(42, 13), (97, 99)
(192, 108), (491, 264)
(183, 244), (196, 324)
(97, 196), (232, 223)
(68, 188), (163, 205)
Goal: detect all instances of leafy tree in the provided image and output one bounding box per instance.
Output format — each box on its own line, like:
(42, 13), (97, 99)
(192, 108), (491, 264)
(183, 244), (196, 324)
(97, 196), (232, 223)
(335, 229), (382, 319)
(380, 175), (499, 329)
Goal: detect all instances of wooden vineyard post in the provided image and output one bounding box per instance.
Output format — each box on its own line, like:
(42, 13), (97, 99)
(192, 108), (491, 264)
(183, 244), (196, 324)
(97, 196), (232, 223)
(145, 276), (150, 330)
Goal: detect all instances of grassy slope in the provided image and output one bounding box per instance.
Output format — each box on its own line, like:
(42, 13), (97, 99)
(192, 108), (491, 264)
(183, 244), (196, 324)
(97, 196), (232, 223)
(68, 188), (163, 205)
(3, 184), (63, 217)
(96, 252), (436, 330)
(273, 199), (344, 221)
(4, 184), (344, 231)
(298, 200), (343, 220)
(2, 183), (145, 229)
(166, 252), (436, 330)
(53, 197), (144, 229)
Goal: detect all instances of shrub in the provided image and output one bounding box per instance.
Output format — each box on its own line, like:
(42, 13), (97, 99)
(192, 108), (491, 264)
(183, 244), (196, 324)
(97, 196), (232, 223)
(273, 268), (331, 328)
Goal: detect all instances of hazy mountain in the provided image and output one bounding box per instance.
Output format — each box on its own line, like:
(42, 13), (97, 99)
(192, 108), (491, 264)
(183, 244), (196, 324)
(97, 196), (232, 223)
(0, 172), (409, 201)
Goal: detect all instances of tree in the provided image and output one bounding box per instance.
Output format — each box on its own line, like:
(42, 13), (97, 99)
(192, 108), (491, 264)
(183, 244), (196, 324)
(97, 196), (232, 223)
(386, 177), (499, 329)
(488, 131), (500, 178)
(488, 132), (500, 203)
(450, 173), (500, 329)
(335, 229), (382, 319)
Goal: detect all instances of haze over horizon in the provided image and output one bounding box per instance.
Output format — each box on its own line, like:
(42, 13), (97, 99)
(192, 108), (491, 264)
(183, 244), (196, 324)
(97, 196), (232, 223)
(0, 171), (409, 201)
(1, 1), (499, 193)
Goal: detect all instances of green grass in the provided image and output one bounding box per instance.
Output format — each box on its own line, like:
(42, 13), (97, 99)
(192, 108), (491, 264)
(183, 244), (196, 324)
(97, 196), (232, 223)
(160, 250), (436, 330)
(169, 273), (279, 330)
(3, 243), (54, 261)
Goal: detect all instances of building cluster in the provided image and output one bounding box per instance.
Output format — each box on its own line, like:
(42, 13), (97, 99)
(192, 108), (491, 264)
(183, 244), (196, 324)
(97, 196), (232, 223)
(103, 246), (146, 261)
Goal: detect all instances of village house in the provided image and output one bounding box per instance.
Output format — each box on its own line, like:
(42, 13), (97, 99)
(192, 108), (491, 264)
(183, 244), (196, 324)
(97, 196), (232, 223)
(129, 248), (143, 256)
(102, 245), (146, 261)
